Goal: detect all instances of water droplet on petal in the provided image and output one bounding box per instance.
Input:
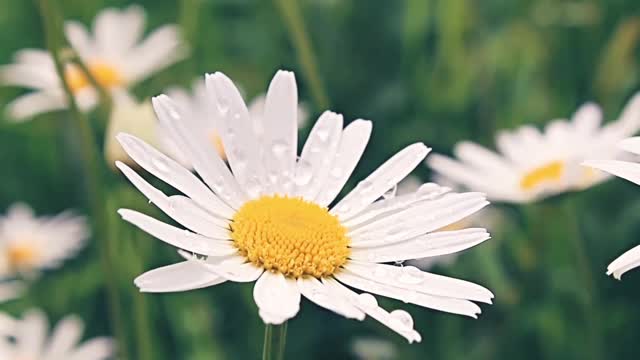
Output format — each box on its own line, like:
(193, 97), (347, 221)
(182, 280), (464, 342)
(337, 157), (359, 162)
(217, 96), (230, 115)
(294, 159), (313, 186)
(389, 309), (414, 328)
(356, 293), (378, 310)
(316, 129), (330, 142)
(271, 141), (289, 158)
(151, 156), (171, 173)
(394, 260), (405, 267)
(245, 177), (263, 198)
(398, 266), (424, 285)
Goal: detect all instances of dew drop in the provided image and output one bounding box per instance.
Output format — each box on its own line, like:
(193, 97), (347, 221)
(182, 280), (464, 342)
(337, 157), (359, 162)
(358, 180), (374, 194)
(245, 177), (263, 198)
(151, 156), (171, 173)
(294, 159), (313, 186)
(356, 293), (378, 310)
(316, 129), (330, 142)
(394, 260), (405, 266)
(389, 309), (414, 328)
(398, 266), (424, 285)
(271, 141), (289, 158)
(217, 96), (230, 115)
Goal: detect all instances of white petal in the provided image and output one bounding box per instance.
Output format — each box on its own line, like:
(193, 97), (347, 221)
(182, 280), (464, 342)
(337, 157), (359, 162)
(116, 133), (235, 218)
(350, 228), (491, 263)
(297, 277), (365, 320)
(349, 192), (489, 247)
(345, 261), (493, 303)
(608, 92), (640, 138)
(13, 49), (54, 67)
(342, 183), (450, 229)
(618, 137), (640, 155)
(68, 338), (115, 360)
(332, 143), (431, 219)
(322, 277), (422, 343)
(0, 64), (58, 89)
(17, 310), (48, 357)
(261, 70), (298, 195)
(206, 72), (266, 196)
(43, 315), (83, 357)
(582, 159), (640, 186)
(135, 261), (226, 293)
(152, 94), (247, 209)
(334, 271), (482, 318)
(199, 256), (264, 283)
(253, 271), (301, 324)
(315, 119), (372, 207)
(607, 244), (640, 280)
(126, 25), (186, 84)
(118, 209), (237, 256)
(452, 141), (511, 172)
(295, 111), (343, 200)
(116, 161), (231, 239)
(572, 102), (602, 134)
(64, 21), (95, 59)
(6, 91), (66, 121)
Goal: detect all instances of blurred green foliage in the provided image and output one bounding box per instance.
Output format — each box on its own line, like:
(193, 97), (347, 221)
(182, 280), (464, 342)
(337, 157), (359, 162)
(1, 0), (640, 359)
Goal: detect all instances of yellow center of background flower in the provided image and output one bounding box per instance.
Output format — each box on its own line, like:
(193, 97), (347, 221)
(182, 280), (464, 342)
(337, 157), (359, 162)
(231, 195), (350, 278)
(519, 161), (564, 191)
(65, 62), (124, 93)
(8, 244), (38, 268)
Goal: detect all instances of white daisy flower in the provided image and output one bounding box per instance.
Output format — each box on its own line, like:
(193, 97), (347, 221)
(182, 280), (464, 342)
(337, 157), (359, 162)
(117, 70), (493, 342)
(427, 94), (640, 203)
(0, 309), (114, 359)
(584, 137), (640, 279)
(0, 280), (23, 304)
(0, 5), (185, 120)
(164, 80), (310, 164)
(0, 203), (89, 285)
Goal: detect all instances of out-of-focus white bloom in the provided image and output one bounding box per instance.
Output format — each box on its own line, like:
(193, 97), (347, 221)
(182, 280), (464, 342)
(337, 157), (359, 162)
(397, 176), (505, 270)
(0, 5), (185, 120)
(0, 309), (114, 359)
(0, 203), (89, 302)
(0, 281), (23, 304)
(116, 70), (494, 343)
(428, 94), (640, 203)
(351, 337), (396, 360)
(104, 91), (191, 169)
(584, 137), (640, 279)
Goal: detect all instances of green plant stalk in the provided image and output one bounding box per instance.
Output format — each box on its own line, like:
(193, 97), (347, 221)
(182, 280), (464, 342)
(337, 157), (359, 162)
(38, 1), (128, 358)
(563, 198), (603, 360)
(273, 0), (330, 110)
(262, 322), (288, 360)
(71, 54), (113, 115)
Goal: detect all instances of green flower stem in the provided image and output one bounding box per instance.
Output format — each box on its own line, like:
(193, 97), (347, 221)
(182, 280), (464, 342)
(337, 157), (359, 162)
(563, 198), (603, 360)
(273, 0), (330, 110)
(262, 322), (288, 360)
(70, 54), (113, 115)
(38, 1), (128, 358)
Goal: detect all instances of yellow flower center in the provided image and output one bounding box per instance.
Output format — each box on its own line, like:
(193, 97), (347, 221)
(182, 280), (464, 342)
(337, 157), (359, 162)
(65, 62), (124, 93)
(231, 195), (350, 278)
(519, 161), (565, 191)
(7, 244), (38, 269)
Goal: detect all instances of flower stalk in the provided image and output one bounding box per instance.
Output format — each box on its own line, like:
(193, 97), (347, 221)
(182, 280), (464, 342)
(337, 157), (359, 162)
(38, 0), (128, 358)
(273, 0), (330, 110)
(262, 322), (288, 360)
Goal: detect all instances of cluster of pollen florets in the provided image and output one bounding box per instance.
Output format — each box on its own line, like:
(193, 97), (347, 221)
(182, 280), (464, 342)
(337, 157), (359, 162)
(230, 195), (350, 278)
